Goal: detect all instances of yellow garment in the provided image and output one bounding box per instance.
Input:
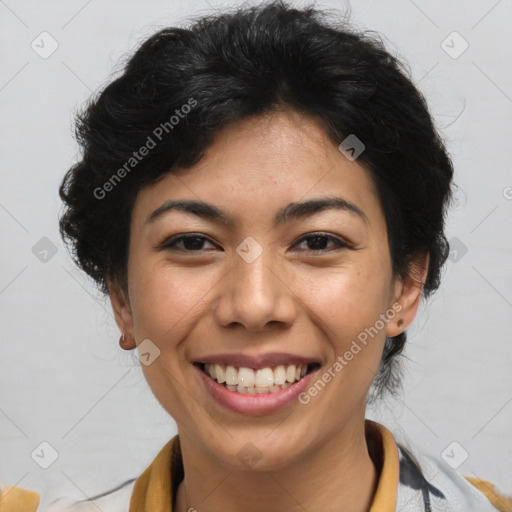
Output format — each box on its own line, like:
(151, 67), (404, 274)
(0, 485), (39, 512)
(465, 477), (512, 512)
(368, 421), (400, 511)
(2, 422), (510, 512)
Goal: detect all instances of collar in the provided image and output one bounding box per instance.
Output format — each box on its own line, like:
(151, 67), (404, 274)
(129, 420), (400, 512)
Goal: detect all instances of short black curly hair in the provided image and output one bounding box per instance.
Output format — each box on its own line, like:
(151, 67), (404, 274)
(59, 0), (453, 398)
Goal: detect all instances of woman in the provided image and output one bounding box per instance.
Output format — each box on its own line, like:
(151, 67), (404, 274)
(1, 2), (509, 511)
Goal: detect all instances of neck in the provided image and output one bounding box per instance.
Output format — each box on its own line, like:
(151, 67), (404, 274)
(175, 419), (379, 512)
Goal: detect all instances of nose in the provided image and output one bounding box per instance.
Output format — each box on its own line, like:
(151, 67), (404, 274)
(212, 251), (297, 332)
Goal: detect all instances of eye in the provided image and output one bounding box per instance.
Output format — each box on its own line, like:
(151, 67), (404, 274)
(293, 233), (350, 252)
(157, 234), (219, 252)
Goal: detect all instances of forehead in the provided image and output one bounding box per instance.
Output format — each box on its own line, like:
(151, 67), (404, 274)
(131, 110), (383, 231)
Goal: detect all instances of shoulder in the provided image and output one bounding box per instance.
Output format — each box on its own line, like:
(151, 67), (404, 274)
(54, 480), (136, 512)
(44, 479), (136, 512)
(396, 444), (511, 512)
(0, 479), (136, 512)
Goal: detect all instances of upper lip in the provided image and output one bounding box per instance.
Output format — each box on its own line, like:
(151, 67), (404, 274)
(194, 352), (320, 369)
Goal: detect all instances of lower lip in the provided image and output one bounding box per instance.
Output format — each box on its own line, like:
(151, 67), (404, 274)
(194, 364), (319, 415)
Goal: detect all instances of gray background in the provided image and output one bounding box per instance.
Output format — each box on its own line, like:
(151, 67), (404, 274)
(1, 0), (511, 507)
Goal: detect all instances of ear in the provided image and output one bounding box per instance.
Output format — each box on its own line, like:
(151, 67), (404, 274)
(386, 251), (429, 338)
(107, 277), (136, 349)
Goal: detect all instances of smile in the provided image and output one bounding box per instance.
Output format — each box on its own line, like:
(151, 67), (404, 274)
(198, 362), (319, 394)
(196, 363), (317, 394)
(193, 353), (322, 414)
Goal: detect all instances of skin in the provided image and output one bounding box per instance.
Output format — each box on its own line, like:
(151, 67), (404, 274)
(109, 109), (428, 512)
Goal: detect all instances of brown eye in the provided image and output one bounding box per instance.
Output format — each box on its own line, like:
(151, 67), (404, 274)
(158, 234), (218, 252)
(294, 233), (349, 252)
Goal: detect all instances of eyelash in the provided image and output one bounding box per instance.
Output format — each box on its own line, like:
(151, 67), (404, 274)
(157, 232), (350, 254)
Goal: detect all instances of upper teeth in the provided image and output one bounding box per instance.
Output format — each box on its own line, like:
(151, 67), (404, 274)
(204, 363), (308, 389)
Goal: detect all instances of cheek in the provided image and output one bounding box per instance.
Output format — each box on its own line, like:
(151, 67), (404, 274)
(128, 263), (220, 341)
(295, 264), (392, 411)
(297, 262), (392, 347)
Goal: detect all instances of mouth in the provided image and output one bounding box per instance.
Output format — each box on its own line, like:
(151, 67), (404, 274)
(195, 362), (321, 394)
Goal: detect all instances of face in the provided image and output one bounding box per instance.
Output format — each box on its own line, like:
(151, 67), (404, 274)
(111, 109), (419, 471)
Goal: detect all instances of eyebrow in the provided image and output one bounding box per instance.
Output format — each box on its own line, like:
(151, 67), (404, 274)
(146, 196), (369, 227)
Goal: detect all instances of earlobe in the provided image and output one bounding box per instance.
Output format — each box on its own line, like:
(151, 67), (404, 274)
(386, 252), (429, 338)
(107, 277), (136, 349)
(119, 333), (136, 350)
